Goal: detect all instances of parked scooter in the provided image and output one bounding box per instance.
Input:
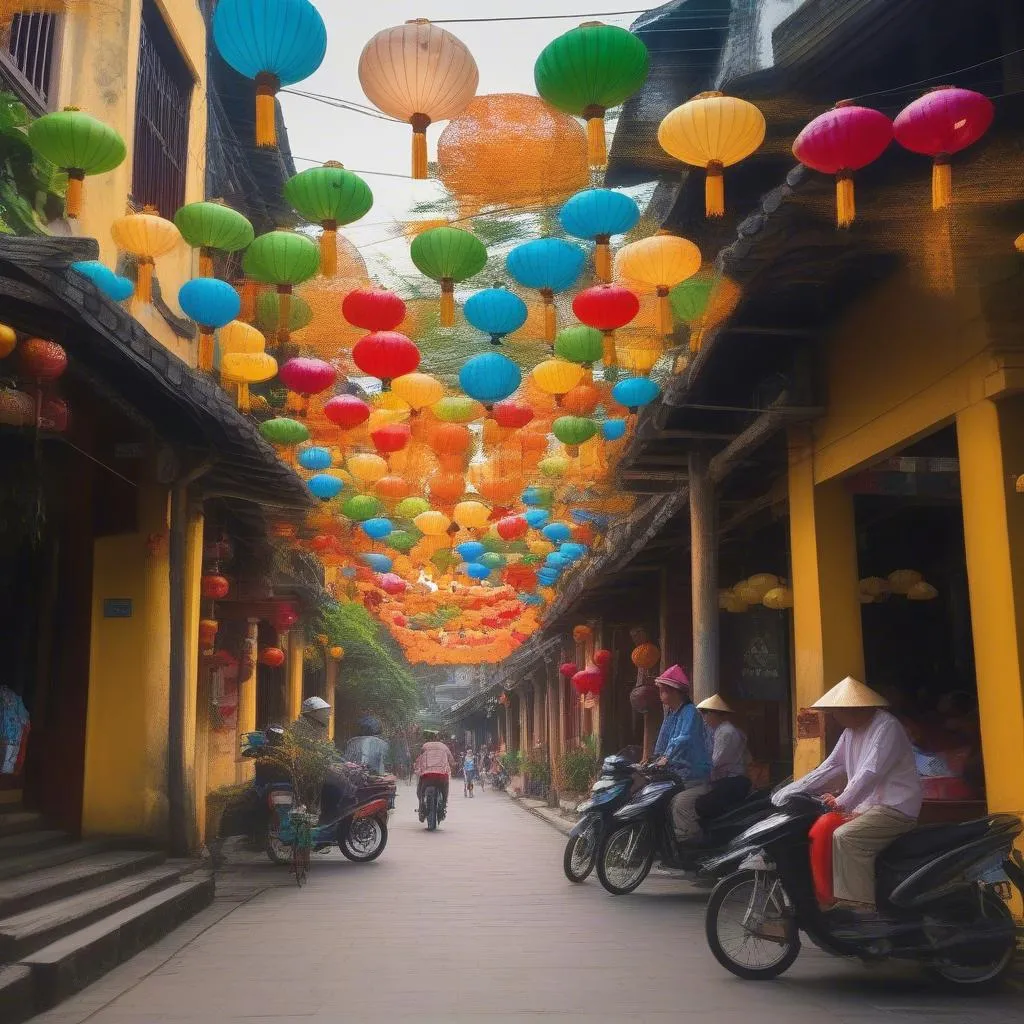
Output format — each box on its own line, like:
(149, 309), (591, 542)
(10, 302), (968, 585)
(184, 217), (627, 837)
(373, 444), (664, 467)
(702, 793), (1024, 990)
(564, 748), (644, 883)
(596, 768), (775, 895)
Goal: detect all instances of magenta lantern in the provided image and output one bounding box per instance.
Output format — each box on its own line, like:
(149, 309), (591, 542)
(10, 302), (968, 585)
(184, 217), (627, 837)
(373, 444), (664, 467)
(278, 357), (336, 416)
(572, 667), (605, 696)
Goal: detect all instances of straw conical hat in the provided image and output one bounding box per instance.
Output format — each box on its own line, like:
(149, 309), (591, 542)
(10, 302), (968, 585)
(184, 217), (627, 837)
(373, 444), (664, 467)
(697, 694), (733, 713)
(811, 676), (889, 709)
(654, 664), (690, 690)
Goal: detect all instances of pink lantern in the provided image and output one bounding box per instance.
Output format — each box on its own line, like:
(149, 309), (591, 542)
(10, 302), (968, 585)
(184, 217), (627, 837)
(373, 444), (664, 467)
(278, 357), (337, 416)
(893, 86), (994, 211)
(593, 648), (612, 669)
(792, 102), (892, 227)
(378, 572), (407, 595)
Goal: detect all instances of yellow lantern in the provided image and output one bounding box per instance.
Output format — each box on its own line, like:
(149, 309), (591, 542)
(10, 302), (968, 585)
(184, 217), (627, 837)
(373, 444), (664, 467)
(329, 645), (345, 660)
(392, 373), (444, 411)
(859, 576), (891, 601)
(718, 589), (748, 614)
(358, 19), (478, 180)
(347, 452), (389, 484)
(220, 352), (278, 412)
(907, 581), (939, 601)
(614, 231), (701, 337)
(657, 92), (766, 218)
(219, 319), (265, 355)
(530, 359), (585, 401)
(887, 569), (922, 595)
(613, 330), (662, 374)
(110, 205), (181, 304)
(414, 510), (451, 537)
(453, 500), (491, 532)
(762, 586), (793, 610)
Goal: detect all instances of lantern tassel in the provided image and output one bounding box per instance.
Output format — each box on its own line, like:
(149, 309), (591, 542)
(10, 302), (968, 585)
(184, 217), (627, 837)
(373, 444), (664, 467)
(689, 322), (706, 354)
(199, 247), (214, 278)
(440, 279), (455, 328)
(655, 286), (672, 337)
(594, 236), (611, 282)
(255, 74), (279, 148)
(541, 288), (556, 344)
(924, 209), (955, 293)
(602, 332), (617, 366)
(136, 258), (154, 304)
(584, 111), (607, 170)
(277, 286), (292, 345)
(240, 279), (257, 321)
(836, 172), (855, 228)
(705, 161), (724, 218)
(236, 382), (250, 413)
(411, 114), (431, 180)
(932, 156), (952, 211)
(65, 171), (84, 219)
(198, 329), (214, 372)
(320, 222), (337, 277)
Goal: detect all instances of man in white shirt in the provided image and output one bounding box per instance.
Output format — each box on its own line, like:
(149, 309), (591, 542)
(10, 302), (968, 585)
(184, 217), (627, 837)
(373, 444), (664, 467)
(695, 694), (752, 821)
(773, 677), (922, 911)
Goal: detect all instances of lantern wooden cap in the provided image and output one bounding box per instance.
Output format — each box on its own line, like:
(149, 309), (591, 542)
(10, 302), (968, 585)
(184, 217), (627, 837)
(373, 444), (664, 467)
(406, 17), (430, 24)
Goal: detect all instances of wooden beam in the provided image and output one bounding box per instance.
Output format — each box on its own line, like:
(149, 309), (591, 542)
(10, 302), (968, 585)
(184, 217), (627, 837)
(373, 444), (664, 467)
(620, 470), (688, 482)
(653, 429), (738, 441)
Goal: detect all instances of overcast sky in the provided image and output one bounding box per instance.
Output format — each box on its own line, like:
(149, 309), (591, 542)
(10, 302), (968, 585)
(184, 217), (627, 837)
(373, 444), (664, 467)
(278, 3), (643, 275)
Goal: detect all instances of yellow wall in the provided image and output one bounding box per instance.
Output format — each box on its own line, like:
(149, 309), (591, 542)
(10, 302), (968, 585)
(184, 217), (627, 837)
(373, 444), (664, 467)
(181, 506), (203, 845)
(54, 0), (208, 364)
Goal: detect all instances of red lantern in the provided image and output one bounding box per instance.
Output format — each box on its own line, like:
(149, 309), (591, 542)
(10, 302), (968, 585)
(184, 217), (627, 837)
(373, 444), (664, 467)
(393, 612), (408, 627)
(19, 338), (67, 381)
(273, 602), (298, 632)
(342, 287), (407, 332)
(572, 667), (604, 695)
(352, 331), (421, 385)
(324, 394), (371, 429)
(594, 648), (612, 669)
(259, 646), (285, 668)
(492, 400), (534, 430)
(278, 358), (337, 414)
(572, 284), (640, 353)
(371, 422), (411, 455)
(892, 87), (993, 211)
(38, 396), (69, 433)
(201, 574), (230, 600)
(559, 661), (578, 679)
(504, 564), (537, 591)
(792, 102), (893, 227)
(496, 516), (528, 541)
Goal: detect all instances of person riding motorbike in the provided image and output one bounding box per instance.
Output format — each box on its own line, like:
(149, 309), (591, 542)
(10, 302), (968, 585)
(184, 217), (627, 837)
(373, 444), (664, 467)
(694, 695), (752, 822)
(414, 729), (457, 820)
(294, 695), (333, 741)
(342, 714), (390, 776)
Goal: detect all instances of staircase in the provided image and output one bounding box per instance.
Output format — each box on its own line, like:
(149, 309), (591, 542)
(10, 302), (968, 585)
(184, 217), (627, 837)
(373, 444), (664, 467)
(0, 807), (213, 1023)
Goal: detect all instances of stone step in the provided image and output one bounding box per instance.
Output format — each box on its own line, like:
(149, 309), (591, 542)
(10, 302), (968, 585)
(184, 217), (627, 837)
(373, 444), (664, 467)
(0, 850), (166, 919)
(0, 965), (33, 1024)
(0, 839), (115, 884)
(22, 874), (215, 1013)
(0, 864), (186, 960)
(0, 830), (68, 863)
(0, 813), (44, 840)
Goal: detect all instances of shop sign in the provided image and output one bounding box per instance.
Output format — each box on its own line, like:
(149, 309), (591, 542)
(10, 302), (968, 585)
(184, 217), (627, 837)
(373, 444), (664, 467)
(103, 598), (133, 618)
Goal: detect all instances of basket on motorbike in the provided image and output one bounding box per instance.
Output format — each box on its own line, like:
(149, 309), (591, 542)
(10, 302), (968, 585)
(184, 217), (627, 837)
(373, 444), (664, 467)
(280, 809), (318, 849)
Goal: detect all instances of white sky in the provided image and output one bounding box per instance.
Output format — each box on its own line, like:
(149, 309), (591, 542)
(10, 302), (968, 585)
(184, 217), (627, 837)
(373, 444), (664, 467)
(278, 3), (644, 276)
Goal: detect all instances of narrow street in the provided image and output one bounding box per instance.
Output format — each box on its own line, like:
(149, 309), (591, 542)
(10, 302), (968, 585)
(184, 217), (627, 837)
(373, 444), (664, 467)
(34, 785), (1022, 1024)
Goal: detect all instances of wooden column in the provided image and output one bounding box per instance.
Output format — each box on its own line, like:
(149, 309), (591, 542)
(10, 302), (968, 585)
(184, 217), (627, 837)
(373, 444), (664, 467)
(235, 618), (259, 783)
(324, 657), (338, 743)
(532, 676), (545, 748)
(546, 663), (561, 793)
(689, 450), (718, 703)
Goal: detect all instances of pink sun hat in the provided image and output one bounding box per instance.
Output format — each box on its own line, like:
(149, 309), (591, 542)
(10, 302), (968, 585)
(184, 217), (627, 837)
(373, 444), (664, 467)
(654, 664), (691, 691)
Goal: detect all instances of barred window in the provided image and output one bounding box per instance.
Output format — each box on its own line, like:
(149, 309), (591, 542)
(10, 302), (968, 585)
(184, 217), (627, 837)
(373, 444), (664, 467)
(131, 0), (193, 217)
(1, 13), (58, 115)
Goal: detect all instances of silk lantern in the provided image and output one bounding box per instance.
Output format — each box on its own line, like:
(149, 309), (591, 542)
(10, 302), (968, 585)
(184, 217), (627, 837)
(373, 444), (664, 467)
(459, 352), (521, 408)
(614, 231), (701, 336)
(559, 188), (641, 280)
(410, 227), (487, 327)
(284, 162), (373, 276)
(213, 0), (327, 147)
(243, 230), (320, 345)
(492, 400), (534, 430)
(553, 415), (598, 456)
(72, 260), (130, 302)
(506, 238), (585, 344)
(111, 206), (181, 304)
(793, 102), (893, 227)
(554, 325), (603, 367)
(27, 107), (125, 219)
(218, 319), (270, 410)
(669, 271), (741, 353)
(392, 373), (444, 413)
(892, 86), (993, 211)
(359, 19), (478, 179)
(352, 331), (421, 388)
(178, 278), (241, 372)
(572, 284), (640, 365)
(534, 21), (649, 169)
(343, 288), (406, 332)
(174, 200), (254, 277)
(371, 422), (411, 457)
(278, 357), (336, 416)
(256, 291), (313, 339)
(612, 376), (660, 411)
(464, 287), (528, 345)
(658, 92), (766, 218)
(324, 394), (371, 439)
(531, 358), (585, 404)
(298, 446), (332, 471)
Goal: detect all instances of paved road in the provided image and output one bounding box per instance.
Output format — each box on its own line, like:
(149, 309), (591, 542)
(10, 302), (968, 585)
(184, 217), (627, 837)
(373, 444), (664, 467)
(38, 782), (1023, 1023)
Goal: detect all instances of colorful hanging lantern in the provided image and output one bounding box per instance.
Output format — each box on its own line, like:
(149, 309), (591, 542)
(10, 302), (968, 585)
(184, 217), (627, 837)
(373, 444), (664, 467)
(259, 646), (286, 668)
(298, 446), (332, 471)
(612, 376), (660, 412)
(554, 325), (604, 367)
(392, 373), (444, 413)
(534, 21), (649, 169)
(343, 494), (383, 522)
(892, 86), (994, 211)
(631, 642), (660, 670)
(219, 321), (275, 411)
(111, 206), (181, 304)
(602, 418), (627, 441)
(198, 619), (219, 656)
(352, 331), (421, 388)
(178, 278), (241, 372)
(531, 358), (585, 403)
(458, 352), (521, 408)
(453, 500), (491, 532)
(505, 238), (585, 344)
(464, 286), (528, 345)
(371, 422), (411, 456)
(358, 19), (478, 179)
(559, 189), (640, 280)
(324, 394), (371, 432)
(669, 271), (742, 353)
(71, 261), (131, 303)
(213, 0), (327, 147)
(259, 417), (309, 454)
(278, 357), (336, 416)
(201, 574), (230, 600)
(433, 395), (482, 423)
(792, 102), (893, 228)
(342, 288), (406, 332)
(19, 338), (67, 381)
(657, 92), (766, 218)
(572, 284), (640, 365)
(562, 384), (600, 416)
(284, 162), (373, 276)
(552, 415), (598, 456)
(174, 200), (254, 277)
(410, 226), (488, 327)
(593, 648), (612, 669)
(614, 231), (701, 336)
(492, 400), (534, 430)
(256, 291), (313, 339)
(27, 107), (125, 219)
(243, 230), (320, 345)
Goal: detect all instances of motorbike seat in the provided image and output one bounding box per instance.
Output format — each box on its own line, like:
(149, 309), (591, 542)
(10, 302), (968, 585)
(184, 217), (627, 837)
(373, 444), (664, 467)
(881, 818), (991, 864)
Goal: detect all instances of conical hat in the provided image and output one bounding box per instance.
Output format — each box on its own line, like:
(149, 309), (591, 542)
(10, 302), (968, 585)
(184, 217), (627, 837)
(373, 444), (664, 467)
(811, 676), (889, 709)
(697, 694), (733, 713)
(654, 664), (690, 690)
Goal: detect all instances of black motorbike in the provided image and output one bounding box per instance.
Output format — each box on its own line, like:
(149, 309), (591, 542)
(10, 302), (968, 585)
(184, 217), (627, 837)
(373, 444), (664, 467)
(419, 774), (448, 831)
(702, 794), (1024, 990)
(596, 770), (774, 895)
(564, 749), (644, 883)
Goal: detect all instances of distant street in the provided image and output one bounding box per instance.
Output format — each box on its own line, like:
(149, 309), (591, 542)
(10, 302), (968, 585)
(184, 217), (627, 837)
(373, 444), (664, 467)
(36, 784), (1023, 1024)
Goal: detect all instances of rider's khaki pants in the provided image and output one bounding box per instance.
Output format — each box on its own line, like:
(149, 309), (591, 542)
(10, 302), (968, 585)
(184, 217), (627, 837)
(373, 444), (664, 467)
(669, 781), (711, 842)
(832, 806), (917, 907)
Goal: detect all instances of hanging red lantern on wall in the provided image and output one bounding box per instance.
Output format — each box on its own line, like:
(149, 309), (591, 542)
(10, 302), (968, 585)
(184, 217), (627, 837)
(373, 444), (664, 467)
(259, 646), (286, 668)
(19, 338), (67, 382)
(273, 602), (299, 632)
(593, 648), (612, 669)
(201, 574), (230, 600)
(572, 666), (604, 695)
(559, 661), (578, 679)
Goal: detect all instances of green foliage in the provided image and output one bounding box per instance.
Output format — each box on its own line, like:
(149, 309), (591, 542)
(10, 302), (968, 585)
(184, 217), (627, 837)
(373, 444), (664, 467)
(499, 749), (523, 775)
(252, 723), (336, 811)
(522, 748), (551, 786)
(0, 92), (65, 235)
(558, 734), (600, 793)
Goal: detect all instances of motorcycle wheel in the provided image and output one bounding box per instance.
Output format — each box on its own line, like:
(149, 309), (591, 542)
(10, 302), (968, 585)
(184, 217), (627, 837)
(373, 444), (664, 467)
(596, 821), (654, 895)
(426, 788), (438, 831)
(265, 829), (291, 866)
(926, 892), (1016, 991)
(340, 817), (388, 862)
(563, 815), (600, 883)
(705, 870), (800, 980)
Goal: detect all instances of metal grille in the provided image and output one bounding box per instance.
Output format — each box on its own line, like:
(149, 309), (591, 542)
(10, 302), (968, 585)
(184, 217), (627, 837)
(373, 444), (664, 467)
(131, 2), (192, 217)
(1, 14), (57, 114)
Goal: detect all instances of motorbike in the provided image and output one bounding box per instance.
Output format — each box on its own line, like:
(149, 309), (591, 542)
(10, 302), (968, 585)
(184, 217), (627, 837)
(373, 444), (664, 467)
(419, 773), (448, 831)
(596, 768), (775, 895)
(701, 793), (1024, 990)
(564, 748), (645, 884)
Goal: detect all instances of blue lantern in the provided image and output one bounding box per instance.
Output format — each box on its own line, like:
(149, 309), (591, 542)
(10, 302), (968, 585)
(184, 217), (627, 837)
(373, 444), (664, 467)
(524, 508), (550, 528)
(456, 541), (485, 562)
(545, 552), (569, 569)
(537, 568), (560, 585)
(463, 562), (491, 580)
(520, 592), (544, 606)
(522, 486), (554, 508)
(560, 542), (587, 561)
(307, 474), (343, 501)
(108, 275), (135, 302)
(571, 509), (610, 532)
(602, 418), (628, 441)
(361, 517), (394, 540)
(298, 446), (332, 471)
(559, 189), (641, 281)
(71, 260), (121, 300)
(464, 287), (528, 345)
(361, 553), (393, 572)
(458, 352), (521, 407)
(612, 376), (661, 410)
(542, 522), (572, 543)
(506, 238), (586, 343)
(178, 277), (241, 329)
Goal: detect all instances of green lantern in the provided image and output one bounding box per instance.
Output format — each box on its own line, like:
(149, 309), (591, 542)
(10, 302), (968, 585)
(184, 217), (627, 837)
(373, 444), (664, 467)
(342, 494), (382, 523)
(256, 291), (313, 335)
(539, 455), (570, 478)
(386, 529), (419, 554)
(534, 22), (649, 170)
(395, 496), (430, 520)
(410, 226), (487, 328)
(431, 549), (457, 573)
(259, 417), (310, 455)
(433, 395), (481, 423)
(174, 200), (254, 277)
(243, 230), (320, 345)
(480, 551), (506, 570)
(553, 415), (598, 455)
(27, 107), (126, 220)
(284, 161), (373, 277)
(555, 325), (603, 366)
(481, 533), (508, 554)
(669, 271), (738, 354)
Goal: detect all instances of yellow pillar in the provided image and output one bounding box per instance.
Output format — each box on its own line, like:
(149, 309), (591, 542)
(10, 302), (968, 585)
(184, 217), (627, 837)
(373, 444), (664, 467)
(235, 618), (259, 783)
(956, 397), (1024, 818)
(286, 630), (305, 723)
(181, 507), (204, 849)
(787, 428), (865, 777)
(324, 657), (338, 743)
(82, 483), (171, 840)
